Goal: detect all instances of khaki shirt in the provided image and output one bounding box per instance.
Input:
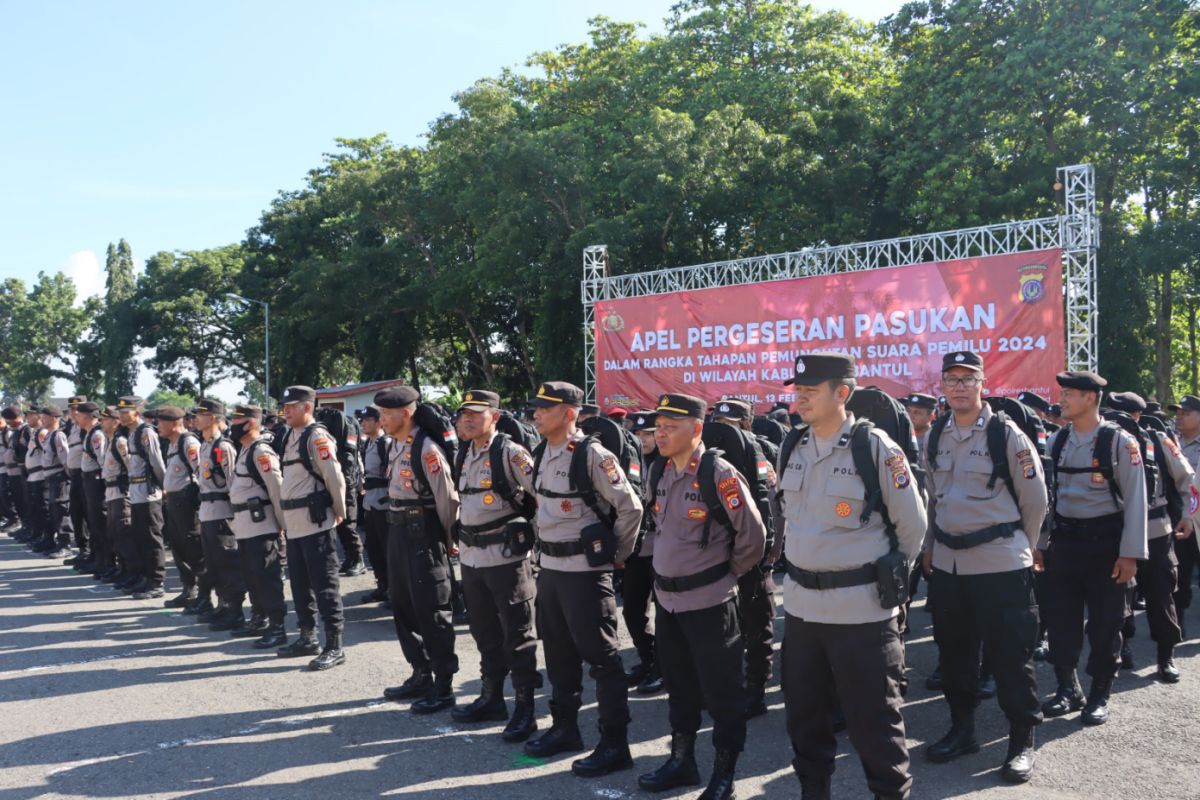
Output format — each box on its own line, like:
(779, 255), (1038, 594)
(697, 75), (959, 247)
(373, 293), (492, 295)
(41, 429), (69, 480)
(1042, 423), (1148, 559)
(926, 406), (1048, 574)
(66, 423), (86, 470)
(103, 430), (128, 502)
(1150, 431), (1194, 539)
(197, 437), (237, 522)
(229, 438), (284, 540)
(81, 425), (105, 474)
(534, 431), (643, 573)
(776, 414), (928, 624)
(652, 443), (765, 614)
(362, 434), (391, 511)
(457, 432), (535, 569)
(126, 423), (165, 504)
(1181, 434), (1200, 472)
(25, 429), (45, 483)
(163, 433), (201, 494)
(386, 433), (459, 541)
(280, 422), (348, 539)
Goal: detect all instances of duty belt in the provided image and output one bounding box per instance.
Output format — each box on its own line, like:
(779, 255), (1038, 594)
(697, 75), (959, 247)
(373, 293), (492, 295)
(26, 465), (42, 474)
(42, 468), (65, 478)
(389, 497), (434, 510)
(363, 476), (389, 490)
(655, 562), (731, 593)
(129, 476), (147, 484)
(459, 514), (520, 548)
(105, 478), (128, 488)
(280, 492), (331, 510)
(786, 562), (876, 590)
(1148, 505), (1168, 521)
(200, 491), (229, 503)
(230, 498), (267, 513)
(1052, 512), (1123, 542)
(933, 520), (1021, 550)
(538, 538), (587, 557)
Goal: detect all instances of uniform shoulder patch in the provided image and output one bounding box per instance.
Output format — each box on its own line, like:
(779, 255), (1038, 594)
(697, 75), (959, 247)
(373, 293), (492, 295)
(186, 443), (200, 463)
(1125, 441), (1142, 467)
(886, 448), (910, 489)
(1016, 448), (1036, 479)
(424, 450), (441, 475)
(599, 454), (623, 486)
(257, 452), (273, 473)
(90, 433), (103, 449)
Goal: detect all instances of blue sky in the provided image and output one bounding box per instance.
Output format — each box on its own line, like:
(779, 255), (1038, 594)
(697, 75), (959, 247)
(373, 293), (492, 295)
(0, 0), (903, 398)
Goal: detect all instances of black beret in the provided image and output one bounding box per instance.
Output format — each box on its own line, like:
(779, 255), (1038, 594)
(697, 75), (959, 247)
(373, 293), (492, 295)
(40, 403), (61, 416)
(154, 405), (185, 421)
(784, 352), (856, 386)
(530, 381), (585, 408)
(1, 406), (19, 420)
(374, 386), (420, 408)
(459, 389), (500, 410)
(1107, 391), (1146, 413)
(280, 385), (316, 405)
(713, 398), (752, 421)
(99, 405), (119, 420)
(1056, 371), (1107, 392)
(75, 401), (99, 413)
(143, 408), (159, 421)
(942, 351), (984, 372)
(1048, 404), (1062, 416)
(116, 396), (144, 410)
(1016, 392), (1051, 413)
(358, 404), (380, 420)
(767, 408), (790, 424)
(901, 393), (937, 410)
(632, 411), (658, 431)
(1145, 401), (1162, 413)
(231, 404), (263, 420)
(1179, 396), (1200, 413)
(655, 393), (706, 419)
(192, 397), (226, 416)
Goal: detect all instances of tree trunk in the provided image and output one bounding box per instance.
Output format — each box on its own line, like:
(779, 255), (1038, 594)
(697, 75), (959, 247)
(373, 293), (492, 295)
(408, 351), (420, 393)
(1189, 294), (1198, 395)
(460, 313), (498, 386)
(1155, 273), (1173, 402)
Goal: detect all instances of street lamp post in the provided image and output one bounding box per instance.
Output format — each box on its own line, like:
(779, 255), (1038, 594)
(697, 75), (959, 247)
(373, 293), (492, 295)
(226, 293), (270, 405)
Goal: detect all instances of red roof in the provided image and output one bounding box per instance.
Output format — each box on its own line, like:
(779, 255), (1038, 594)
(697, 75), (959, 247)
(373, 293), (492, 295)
(315, 378), (405, 400)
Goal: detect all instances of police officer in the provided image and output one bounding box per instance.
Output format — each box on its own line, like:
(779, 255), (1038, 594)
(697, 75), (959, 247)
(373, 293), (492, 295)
(374, 386), (460, 713)
(23, 409), (48, 554)
(276, 386), (348, 670)
(623, 410), (662, 694)
(39, 404), (75, 560)
(64, 396), (91, 567)
(1018, 392), (1060, 434)
(358, 404), (392, 604)
(901, 393), (938, 453)
(776, 353), (927, 800)
(116, 396), (166, 598)
(77, 402), (109, 578)
(637, 393), (765, 800)
(190, 398), (247, 630)
(451, 389), (542, 740)
(1039, 372), (1147, 725)
(523, 381), (642, 779)
(228, 404), (290, 649)
(1107, 391), (1192, 682)
(101, 407), (139, 587)
(921, 351), (1047, 783)
(0, 417), (13, 532)
(710, 397), (777, 719)
(156, 405), (205, 609)
(2, 407), (29, 542)
(1174, 395), (1200, 634)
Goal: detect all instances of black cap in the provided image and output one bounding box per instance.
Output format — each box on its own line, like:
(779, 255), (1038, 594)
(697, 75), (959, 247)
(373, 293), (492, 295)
(632, 411), (658, 431)
(712, 398), (752, 421)
(1016, 391), (1051, 413)
(100, 405), (119, 420)
(40, 403), (61, 416)
(280, 385), (316, 405)
(529, 381), (584, 408)
(942, 351), (984, 372)
(1145, 401), (1162, 413)
(264, 413), (280, 425)
(1056, 371), (1107, 392)
(767, 407), (789, 424)
(1, 406), (19, 420)
(67, 395), (87, 407)
(116, 396), (143, 410)
(654, 393), (706, 419)
(459, 390), (500, 410)
(143, 408), (159, 421)
(1107, 391), (1146, 413)
(231, 404), (263, 420)
(784, 352), (856, 386)
(358, 404), (380, 420)
(1179, 396), (1200, 413)
(76, 401), (99, 414)
(374, 386), (420, 408)
(192, 398), (226, 416)
(901, 393), (937, 410)
(580, 404), (600, 416)
(154, 405), (185, 421)
(1048, 404), (1062, 417)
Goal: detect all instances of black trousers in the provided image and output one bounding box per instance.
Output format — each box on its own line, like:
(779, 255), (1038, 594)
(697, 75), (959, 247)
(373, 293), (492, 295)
(738, 566), (775, 685)
(286, 529), (345, 638)
(1044, 537), (1127, 679)
(68, 469), (88, 551)
(1122, 535), (1181, 648)
(362, 507), (389, 590)
(335, 485), (363, 563)
(45, 474), (73, 546)
(462, 559), (541, 691)
(130, 501), (165, 584)
(0, 473), (12, 521)
(537, 568), (629, 726)
(164, 494), (204, 593)
(82, 473), (108, 568)
(9, 473), (26, 529)
(239, 533), (286, 623)
(657, 598), (746, 752)
(25, 479), (46, 539)
(782, 614), (911, 800)
(621, 554), (655, 663)
(1173, 533), (1199, 617)
(387, 513), (457, 677)
(200, 518), (245, 605)
(107, 497), (138, 575)
(929, 567), (1041, 727)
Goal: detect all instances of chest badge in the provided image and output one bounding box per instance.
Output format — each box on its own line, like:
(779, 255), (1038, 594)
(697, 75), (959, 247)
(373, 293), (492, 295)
(560, 500), (572, 513)
(483, 493), (495, 506)
(835, 501), (852, 518)
(687, 507), (707, 520)
(480, 478), (493, 489)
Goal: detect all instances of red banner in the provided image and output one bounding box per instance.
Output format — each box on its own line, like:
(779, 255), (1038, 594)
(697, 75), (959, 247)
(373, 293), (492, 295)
(594, 249), (1064, 410)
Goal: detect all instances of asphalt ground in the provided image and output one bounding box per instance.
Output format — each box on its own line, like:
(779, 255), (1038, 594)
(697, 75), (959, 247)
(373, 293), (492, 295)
(1, 537), (1199, 800)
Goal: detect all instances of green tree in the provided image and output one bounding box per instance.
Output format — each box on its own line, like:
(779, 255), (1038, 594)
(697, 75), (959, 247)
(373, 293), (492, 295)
(98, 239), (139, 400)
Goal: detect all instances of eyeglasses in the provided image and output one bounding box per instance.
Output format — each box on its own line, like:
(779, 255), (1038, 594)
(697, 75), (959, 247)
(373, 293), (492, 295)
(941, 376), (983, 388)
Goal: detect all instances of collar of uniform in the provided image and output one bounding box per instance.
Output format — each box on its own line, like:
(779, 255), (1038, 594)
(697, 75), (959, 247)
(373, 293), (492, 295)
(801, 414), (856, 452)
(667, 443), (705, 477)
(469, 431), (498, 458)
(1068, 423), (1099, 446)
(951, 403), (991, 439)
(1181, 433), (1200, 447)
(548, 430), (586, 459)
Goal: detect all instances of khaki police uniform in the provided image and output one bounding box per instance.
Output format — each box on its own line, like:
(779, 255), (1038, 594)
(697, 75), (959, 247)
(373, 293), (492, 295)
(105, 426), (138, 577)
(24, 427), (47, 545)
(80, 422), (110, 574)
(126, 420), (166, 586)
(361, 431), (392, 593)
(230, 437), (287, 628)
(41, 425), (74, 552)
(1177, 431), (1200, 614)
(66, 417), (89, 556)
(162, 432), (204, 597)
(622, 413), (659, 686)
(198, 434), (243, 610)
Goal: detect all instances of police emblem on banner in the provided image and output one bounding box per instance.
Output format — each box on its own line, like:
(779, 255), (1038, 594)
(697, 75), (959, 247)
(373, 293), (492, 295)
(1018, 264), (1046, 303)
(601, 312), (625, 332)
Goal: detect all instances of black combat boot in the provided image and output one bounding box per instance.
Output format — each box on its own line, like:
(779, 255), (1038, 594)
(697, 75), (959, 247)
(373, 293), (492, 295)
(743, 679), (767, 719)
(1000, 724), (1036, 783)
(624, 656), (651, 686)
(1119, 641), (1134, 670)
(277, 629), (320, 658)
(1157, 644), (1181, 683)
(698, 747), (738, 800)
(637, 659), (664, 694)
(384, 670), (433, 701)
(502, 686), (538, 742)
(637, 731), (700, 791)
(1081, 674), (1113, 726)
(411, 675), (454, 713)
(796, 770), (832, 800)
(254, 616), (288, 649)
(232, 611), (269, 638)
(308, 632), (346, 670)
(524, 701), (583, 758)
(452, 675), (507, 723)
(163, 589), (196, 609)
(571, 721), (632, 777)
(197, 599), (225, 623)
(926, 706), (979, 762)
(1041, 666), (1085, 717)
(209, 603), (245, 632)
(132, 583), (165, 600)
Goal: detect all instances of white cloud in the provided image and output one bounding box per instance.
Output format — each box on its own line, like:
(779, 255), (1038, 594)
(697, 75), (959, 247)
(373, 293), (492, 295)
(60, 249), (104, 305)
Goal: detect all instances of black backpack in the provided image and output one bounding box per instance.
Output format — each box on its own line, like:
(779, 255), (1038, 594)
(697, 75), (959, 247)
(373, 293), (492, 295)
(454, 432), (537, 520)
(848, 387), (927, 496)
(314, 406), (361, 489)
(579, 415), (644, 494)
(1103, 410), (1158, 500)
(530, 421), (637, 532)
(1139, 414), (1181, 524)
(497, 410), (540, 454)
(1050, 415), (1149, 509)
(409, 402), (460, 494)
(127, 422), (162, 489)
(752, 416), (787, 449)
(927, 402), (1030, 506)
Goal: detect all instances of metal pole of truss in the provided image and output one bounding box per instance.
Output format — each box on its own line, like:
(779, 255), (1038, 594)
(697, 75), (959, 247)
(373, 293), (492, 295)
(1057, 164), (1099, 372)
(581, 245), (609, 402)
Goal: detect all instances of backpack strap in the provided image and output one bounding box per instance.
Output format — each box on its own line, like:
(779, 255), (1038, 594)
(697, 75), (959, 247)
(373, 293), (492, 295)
(489, 434), (537, 519)
(294, 424), (327, 485)
(408, 429), (437, 501)
(176, 433), (198, 479)
(774, 426), (806, 503)
(697, 449), (732, 549)
(241, 438), (271, 494)
(926, 412), (952, 472)
(83, 423), (102, 461)
(568, 435), (617, 528)
(1095, 424), (1121, 507)
(849, 421), (899, 552)
(130, 423), (162, 488)
(985, 413), (1019, 506)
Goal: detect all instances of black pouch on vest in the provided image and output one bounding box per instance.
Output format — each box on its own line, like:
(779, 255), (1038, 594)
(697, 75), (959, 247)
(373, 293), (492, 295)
(581, 522), (616, 568)
(185, 482), (201, 510)
(307, 491), (330, 525)
(874, 550), (909, 610)
(247, 496), (267, 523)
(502, 518), (535, 558)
